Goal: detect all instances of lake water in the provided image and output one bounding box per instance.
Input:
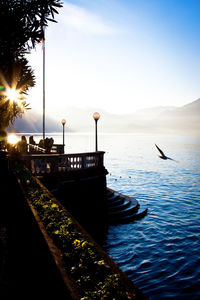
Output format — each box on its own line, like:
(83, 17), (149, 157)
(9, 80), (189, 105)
(23, 132), (200, 299)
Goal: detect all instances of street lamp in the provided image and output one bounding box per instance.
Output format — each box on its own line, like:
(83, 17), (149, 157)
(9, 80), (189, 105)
(93, 112), (100, 152)
(61, 119), (66, 153)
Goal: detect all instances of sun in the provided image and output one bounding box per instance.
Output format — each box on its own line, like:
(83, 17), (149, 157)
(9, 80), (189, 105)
(5, 88), (21, 102)
(7, 134), (20, 145)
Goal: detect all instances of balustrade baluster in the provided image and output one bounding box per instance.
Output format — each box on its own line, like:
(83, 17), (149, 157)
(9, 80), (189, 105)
(20, 151), (105, 174)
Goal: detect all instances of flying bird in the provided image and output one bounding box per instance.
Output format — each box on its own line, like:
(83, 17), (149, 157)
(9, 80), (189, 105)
(155, 144), (174, 160)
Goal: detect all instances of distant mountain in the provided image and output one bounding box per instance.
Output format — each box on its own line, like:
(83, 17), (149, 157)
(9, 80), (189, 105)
(153, 98), (200, 134)
(158, 98), (200, 117)
(178, 98), (200, 114)
(7, 109), (67, 133)
(8, 98), (200, 135)
(130, 106), (176, 120)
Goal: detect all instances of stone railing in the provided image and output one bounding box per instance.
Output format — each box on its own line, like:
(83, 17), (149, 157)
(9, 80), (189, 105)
(51, 144), (64, 154)
(28, 144), (64, 154)
(28, 144), (46, 153)
(21, 151), (105, 174)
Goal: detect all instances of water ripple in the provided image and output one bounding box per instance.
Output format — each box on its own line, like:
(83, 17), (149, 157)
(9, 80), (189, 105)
(103, 136), (200, 299)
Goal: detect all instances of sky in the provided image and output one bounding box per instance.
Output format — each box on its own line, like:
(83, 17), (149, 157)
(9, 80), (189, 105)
(27, 0), (200, 120)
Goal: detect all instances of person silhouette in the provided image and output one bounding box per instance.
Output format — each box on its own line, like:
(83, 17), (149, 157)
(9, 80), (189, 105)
(18, 135), (28, 153)
(29, 135), (36, 145)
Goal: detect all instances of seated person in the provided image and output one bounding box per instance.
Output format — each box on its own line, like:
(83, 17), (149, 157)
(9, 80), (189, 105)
(18, 135), (28, 153)
(29, 135), (36, 153)
(29, 135), (36, 145)
(44, 137), (54, 153)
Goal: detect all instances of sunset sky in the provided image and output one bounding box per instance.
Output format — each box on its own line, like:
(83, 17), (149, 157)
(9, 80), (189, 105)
(27, 0), (200, 119)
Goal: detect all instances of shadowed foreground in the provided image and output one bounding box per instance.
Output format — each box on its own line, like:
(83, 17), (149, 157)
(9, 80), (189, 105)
(0, 170), (71, 299)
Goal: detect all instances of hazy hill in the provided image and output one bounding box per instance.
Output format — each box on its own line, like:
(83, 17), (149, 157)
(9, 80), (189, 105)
(154, 98), (200, 134)
(8, 98), (200, 135)
(177, 98), (200, 115)
(7, 109), (64, 133)
(130, 106), (176, 120)
(115, 98), (200, 134)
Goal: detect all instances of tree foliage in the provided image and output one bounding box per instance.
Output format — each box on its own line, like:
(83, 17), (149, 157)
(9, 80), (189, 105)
(0, 0), (63, 132)
(0, 0), (63, 61)
(0, 58), (35, 129)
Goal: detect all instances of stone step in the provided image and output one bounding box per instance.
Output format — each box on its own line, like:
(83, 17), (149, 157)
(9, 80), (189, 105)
(107, 198), (130, 213)
(106, 189), (115, 198)
(107, 193), (122, 201)
(108, 199), (139, 218)
(107, 196), (125, 207)
(109, 204), (148, 224)
(106, 187), (148, 224)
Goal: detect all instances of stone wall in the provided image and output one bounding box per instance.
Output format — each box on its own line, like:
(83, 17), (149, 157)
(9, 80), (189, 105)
(41, 167), (108, 243)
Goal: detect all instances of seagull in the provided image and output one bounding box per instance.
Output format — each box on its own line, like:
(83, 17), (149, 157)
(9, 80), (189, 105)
(155, 144), (174, 160)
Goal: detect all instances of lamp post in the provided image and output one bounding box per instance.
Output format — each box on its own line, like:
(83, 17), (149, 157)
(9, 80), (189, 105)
(93, 112), (100, 152)
(61, 119), (66, 153)
(42, 27), (46, 140)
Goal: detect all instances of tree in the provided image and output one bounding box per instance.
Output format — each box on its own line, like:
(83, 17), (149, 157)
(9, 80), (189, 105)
(0, 58), (35, 130)
(0, 0), (63, 135)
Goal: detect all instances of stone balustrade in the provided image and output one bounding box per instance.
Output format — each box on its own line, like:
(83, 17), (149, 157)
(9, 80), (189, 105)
(28, 143), (64, 154)
(21, 151), (105, 174)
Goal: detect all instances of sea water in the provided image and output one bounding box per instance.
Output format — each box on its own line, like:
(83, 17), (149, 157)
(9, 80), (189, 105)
(23, 132), (200, 299)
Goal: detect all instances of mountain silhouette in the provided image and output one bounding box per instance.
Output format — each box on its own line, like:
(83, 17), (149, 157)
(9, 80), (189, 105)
(8, 98), (200, 134)
(7, 109), (66, 133)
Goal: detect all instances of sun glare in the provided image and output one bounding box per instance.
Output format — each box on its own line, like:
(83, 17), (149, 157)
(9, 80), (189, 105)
(5, 88), (21, 102)
(7, 134), (20, 145)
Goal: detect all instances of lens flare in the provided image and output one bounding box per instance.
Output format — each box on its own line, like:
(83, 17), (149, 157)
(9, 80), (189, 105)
(5, 88), (21, 102)
(7, 134), (20, 145)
